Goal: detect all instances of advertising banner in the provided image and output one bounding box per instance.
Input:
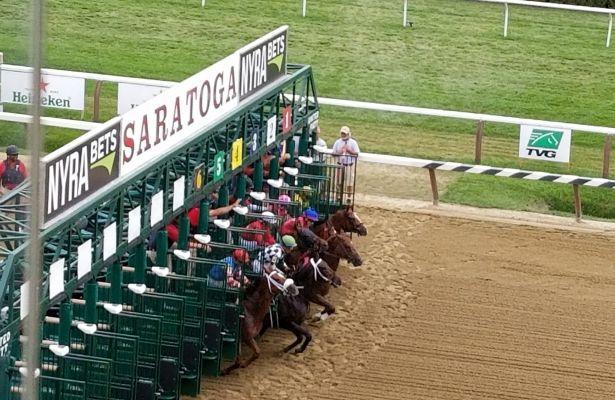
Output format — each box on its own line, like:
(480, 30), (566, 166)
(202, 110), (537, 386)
(519, 125), (571, 163)
(117, 82), (168, 115)
(238, 26), (287, 101)
(0, 68), (85, 110)
(119, 54), (240, 176)
(42, 119), (121, 226)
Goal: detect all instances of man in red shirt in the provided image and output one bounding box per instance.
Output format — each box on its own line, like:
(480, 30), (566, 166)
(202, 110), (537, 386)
(0, 145), (28, 193)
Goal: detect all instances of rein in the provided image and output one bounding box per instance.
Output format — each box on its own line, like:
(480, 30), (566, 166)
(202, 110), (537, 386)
(310, 258), (330, 283)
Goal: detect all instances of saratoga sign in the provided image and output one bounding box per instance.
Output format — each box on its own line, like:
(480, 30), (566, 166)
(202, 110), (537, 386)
(0, 68), (85, 111)
(119, 25), (288, 176)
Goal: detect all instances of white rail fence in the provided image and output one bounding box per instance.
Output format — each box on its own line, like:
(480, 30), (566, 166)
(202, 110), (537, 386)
(476, 0), (614, 47)
(1, 61), (614, 177)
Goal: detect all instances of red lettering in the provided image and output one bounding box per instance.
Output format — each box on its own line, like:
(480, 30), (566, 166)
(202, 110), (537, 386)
(199, 81), (211, 117)
(122, 122), (135, 163)
(137, 115), (151, 155)
(154, 105), (168, 145)
(170, 96), (182, 135)
(227, 66), (236, 103)
(186, 87), (197, 125)
(214, 72), (224, 108)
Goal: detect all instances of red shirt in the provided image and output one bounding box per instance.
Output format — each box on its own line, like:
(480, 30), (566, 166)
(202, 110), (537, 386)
(279, 216), (310, 236)
(241, 220), (275, 246)
(166, 223), (179, 243)
(0, 160), (28, 190)
(187, 207), (200, 228)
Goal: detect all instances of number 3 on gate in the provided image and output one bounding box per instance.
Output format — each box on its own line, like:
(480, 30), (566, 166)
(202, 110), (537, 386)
(231, 138), (243, 170)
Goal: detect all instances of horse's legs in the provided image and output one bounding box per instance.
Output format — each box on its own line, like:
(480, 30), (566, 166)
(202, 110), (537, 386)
(310, 293), (336, 321)
(221, 336), (261, 375)
(293, 322), (312, 353)
(280, 320), (304, 353)
(239, 337), (260, 369)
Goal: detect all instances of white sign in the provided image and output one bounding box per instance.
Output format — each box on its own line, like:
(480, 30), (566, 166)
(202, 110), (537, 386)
(49, 258), (65, 299)
(77, 240), (92, 279)
(117, 82), (168, 115)
(267, 115), (277, 146)
(151, 190), (164, 226)
(20, 281), (30, 320)
(128, 206), (141, 243)
(103, 223), (117, 261)
(119, 54), (239, 176)
(0, 68), (85, 110)
(173, 176), (185, 211)
(519, 125), (571, 163)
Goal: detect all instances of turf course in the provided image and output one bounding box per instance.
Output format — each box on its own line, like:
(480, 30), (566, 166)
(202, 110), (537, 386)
(1, 0), (614, 217)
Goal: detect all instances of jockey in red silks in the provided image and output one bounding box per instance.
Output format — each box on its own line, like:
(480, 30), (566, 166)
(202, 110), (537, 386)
(239, 212), (277, 249)
(279, 207), (319, 237)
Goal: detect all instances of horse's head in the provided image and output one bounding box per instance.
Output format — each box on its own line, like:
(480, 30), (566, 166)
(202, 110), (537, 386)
(328, 234), (363, 267)
(344, 207), (368, 236)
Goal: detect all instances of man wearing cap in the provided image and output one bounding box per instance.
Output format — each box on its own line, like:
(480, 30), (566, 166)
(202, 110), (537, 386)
(332, 126), (360, 201)
(251, 235), (297, 274)
(280, 207), (319, 237)
(0, 145), (28, 194)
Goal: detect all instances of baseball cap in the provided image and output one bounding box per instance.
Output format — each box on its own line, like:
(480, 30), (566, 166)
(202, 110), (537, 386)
(282, 235), (297, 248)
(340, 126), (351, 136)
(232, 249), (250, 263)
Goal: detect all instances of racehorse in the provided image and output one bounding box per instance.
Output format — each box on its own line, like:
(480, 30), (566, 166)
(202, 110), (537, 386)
(322, 233), (363, 271)
(276, 254), (341, 353)
(222, 269), (299, 375)
(330, 206), (368, 236)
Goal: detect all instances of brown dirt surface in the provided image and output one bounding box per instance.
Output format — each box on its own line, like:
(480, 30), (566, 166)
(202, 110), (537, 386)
(195, 202), (615, 400)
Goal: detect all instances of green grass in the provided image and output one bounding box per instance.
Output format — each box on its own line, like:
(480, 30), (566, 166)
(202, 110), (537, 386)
(1, 0), (615, 217)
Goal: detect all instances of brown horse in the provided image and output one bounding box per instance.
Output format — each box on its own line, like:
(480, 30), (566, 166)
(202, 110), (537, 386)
(222, 269), (299, 375)
(330, 206), (368, 236)
(276, 254), (341, 353)
(322, 233), (363, 271)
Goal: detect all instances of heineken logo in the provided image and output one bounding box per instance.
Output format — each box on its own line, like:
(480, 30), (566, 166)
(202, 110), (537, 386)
(239, 28), (287, 101)
(11, 91), (72, 108)
(44, 120), (121, 225)
(519, 125), (571, 163)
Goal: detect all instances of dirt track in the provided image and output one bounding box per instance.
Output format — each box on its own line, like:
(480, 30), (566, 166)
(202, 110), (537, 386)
(198, 205), (615, 400)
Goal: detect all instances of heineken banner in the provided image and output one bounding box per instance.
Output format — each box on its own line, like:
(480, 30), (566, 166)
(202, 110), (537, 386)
(0, 68), (85, 111)
(519, 124), (571, 163)
(42, 119), (121, 227)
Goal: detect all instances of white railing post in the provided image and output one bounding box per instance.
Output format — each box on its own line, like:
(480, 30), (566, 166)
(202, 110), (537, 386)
(201, 0), (205, 7)
(607, 13), (613, 48)
(0, 52), (3, 113)
(302, 0), (307, 17)
(504, 3), (509, 37)
(403, 0), (408, 27)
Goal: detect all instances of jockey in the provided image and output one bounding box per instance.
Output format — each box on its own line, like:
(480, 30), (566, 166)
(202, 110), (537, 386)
(279, 207), (319, 236)
(274, 194), (292, 218)
(209, 249), (250, 288)
(239, 211), (277, 249)
(251, 235), (297, 274)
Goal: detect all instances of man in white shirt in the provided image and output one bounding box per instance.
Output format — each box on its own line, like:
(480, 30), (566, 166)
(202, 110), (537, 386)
(332, 126), (360, 202)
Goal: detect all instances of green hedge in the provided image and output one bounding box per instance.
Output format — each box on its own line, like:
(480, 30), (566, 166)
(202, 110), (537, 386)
(540, 0), (614, 7)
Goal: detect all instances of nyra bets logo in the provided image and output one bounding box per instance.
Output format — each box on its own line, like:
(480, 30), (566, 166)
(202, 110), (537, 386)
(44, 120), (121, 225)
(519, 125), (571, 163)
(239, 28), (287, 101)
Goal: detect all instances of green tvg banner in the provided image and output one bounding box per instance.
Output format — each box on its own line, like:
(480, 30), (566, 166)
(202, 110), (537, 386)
(518, 125), (571, 163)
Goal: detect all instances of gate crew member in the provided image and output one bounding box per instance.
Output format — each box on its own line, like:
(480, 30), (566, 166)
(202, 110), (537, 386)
(0, 145), (28, 194)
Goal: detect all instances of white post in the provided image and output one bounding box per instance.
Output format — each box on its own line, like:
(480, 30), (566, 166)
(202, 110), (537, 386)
(302, 0), (307, 17)
(403, 0), (408, 27)
(201, 0), (205, 7)
(607, 13), (613, 48)
(0, 52), (3, 113)
(504, 3), (509, 37)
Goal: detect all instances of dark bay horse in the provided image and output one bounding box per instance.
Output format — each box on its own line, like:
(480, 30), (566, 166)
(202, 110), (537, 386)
(276, 254), (341, 353)
(222, 269), (299, 375)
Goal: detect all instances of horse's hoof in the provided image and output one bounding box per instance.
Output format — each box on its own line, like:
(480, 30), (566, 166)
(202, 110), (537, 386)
(294, 348), (306, 355)
(320, 312), (330, 321)
(312, 312), (322, 321)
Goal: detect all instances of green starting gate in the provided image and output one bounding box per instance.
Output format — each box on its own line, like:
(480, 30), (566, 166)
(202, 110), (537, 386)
(0, 27), (354, 400)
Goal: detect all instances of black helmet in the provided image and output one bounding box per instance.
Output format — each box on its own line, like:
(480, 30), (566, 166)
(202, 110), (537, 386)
(6, 145), (18, 156)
